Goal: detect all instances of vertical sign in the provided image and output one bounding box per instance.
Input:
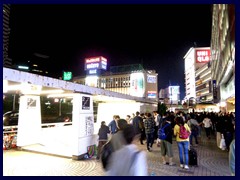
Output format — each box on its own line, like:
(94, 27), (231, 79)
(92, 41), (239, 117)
(85, 116), (94, 136)
(82, 96), (90, 110)
(212, 80), (218, 103)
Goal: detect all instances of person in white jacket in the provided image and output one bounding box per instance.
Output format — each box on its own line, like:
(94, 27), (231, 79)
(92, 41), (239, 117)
(202, 115), (212, 139)
(106, 124), (148, 176)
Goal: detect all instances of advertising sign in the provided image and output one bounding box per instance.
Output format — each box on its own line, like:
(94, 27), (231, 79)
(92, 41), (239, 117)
(84, 56), (107, 70)
(82, 96), (90, 110)
(147, 91), (157, 98)
(63, 71), (72, 81)
(196, 49), (211, 63)
(147, 75), (157, 83)
(212, 80), (218, 103)
(130, 72), (145, 97)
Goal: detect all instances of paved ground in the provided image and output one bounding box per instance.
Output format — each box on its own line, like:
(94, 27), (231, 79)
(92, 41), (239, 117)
(3, 132), (232, 176)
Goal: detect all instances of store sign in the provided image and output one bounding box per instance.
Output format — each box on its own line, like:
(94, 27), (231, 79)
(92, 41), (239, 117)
(196, 49), (211, 63)
(63, 71), (72, 81)
(212, 80), (218, 103)
(82, 96), (90, 110)
(89, 69), (97, 75)
(85, 56), (107, 70)
(147, 91), (157, 98)
(147, 75), (156, 83)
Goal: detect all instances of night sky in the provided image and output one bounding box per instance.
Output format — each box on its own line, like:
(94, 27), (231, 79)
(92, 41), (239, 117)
(8, 4), (212, 100)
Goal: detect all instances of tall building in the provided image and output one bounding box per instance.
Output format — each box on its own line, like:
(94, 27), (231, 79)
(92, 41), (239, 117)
(3, 4), (12, 68)
(210, 4), (235, 112)
(183, 47), (219, 112)
(12, 53), (50, 76)
(159, 86), (180, 111)
(184, 47), (212, 101)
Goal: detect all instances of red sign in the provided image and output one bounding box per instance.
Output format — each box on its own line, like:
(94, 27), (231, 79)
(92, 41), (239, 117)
(196, 49), (211, 63)
(85, 57), (101, 63)
(85, 56), (107, 63)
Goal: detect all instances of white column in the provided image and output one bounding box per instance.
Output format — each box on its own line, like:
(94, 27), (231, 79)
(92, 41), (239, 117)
(17, 95), (42, 146)
(72, 93), (96, 159)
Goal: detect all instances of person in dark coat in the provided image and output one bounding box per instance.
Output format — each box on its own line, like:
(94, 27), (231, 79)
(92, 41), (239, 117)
(97, 121), (110, 160)
(108, 115), (120, 134)
(160, 117), (176, 166)
(144, 113), (155, 151)
(132, 111), (144, 144)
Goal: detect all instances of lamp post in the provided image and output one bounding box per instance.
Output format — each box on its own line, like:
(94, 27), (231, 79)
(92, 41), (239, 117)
(59, 98), (62, 116)
(170, 87), (173, 111)
(12, 94), (16, 111)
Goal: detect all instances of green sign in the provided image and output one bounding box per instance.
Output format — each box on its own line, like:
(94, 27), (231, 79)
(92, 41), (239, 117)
(63, 71), (72, 81)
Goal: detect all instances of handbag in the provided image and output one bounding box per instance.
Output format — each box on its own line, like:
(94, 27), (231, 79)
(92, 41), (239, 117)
(100, 140), (113, 170)
(219, 134), (226, 150)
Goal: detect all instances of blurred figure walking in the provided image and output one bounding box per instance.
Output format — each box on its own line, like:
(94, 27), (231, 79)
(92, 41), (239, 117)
(106, 124), (148, 176)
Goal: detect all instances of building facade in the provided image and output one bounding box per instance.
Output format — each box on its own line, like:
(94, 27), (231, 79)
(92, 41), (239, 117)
(73, 64), (158, 101)
(3, 4), (12, 68)
(210, 4), (235, 112)
(182, 4), (235, 113)
(159, 86), (180, 105)
(184, 47), (212, 101)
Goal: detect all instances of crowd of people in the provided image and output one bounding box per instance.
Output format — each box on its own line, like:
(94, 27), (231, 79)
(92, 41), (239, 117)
(96, 110), (235, 176)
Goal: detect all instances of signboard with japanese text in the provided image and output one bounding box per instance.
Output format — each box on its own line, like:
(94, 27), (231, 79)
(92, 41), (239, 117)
(147, 75), (157, 83)
(82, 96), (90, 110)
(84, 56), (107, 70)
(212, 80), (218, 103)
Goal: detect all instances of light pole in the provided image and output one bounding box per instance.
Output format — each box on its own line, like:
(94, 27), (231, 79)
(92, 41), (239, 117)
(170, 87), (173, 111)
(12, 94), (16, 111)
(59, 98), (62, 116)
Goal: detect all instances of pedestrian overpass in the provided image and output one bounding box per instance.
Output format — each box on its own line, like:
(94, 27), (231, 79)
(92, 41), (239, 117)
(3, 67), (157, 159)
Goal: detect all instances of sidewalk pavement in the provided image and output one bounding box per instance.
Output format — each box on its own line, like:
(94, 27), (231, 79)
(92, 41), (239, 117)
(3, 132), (232, 176)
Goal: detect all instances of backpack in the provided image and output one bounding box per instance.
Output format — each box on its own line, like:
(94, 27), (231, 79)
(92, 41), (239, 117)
(179, 125), (190, 139)
(158, 123), (170, 140)
(100, 140), (113, 170)
(190, 123), (199, 133)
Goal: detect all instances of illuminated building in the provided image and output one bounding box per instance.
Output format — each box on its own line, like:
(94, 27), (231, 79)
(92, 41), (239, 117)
(12, 53), (51, 76)
(183, 47), (218, 112)
(73, 63), (158, 101)
(210, 4), (235, 112)
(159, 86), (180, 111)
(184, 47), (212, 101)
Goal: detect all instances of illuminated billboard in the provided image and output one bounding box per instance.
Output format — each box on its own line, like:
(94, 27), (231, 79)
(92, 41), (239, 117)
(84, 56), (107, 70)
(130, 72), (145, 97)
(196, 49), (211, 63)
(169, 86), (180, 101)
(147, 75), (157, 83)
(63, 71), (72, 81)
(147, 91), (157, 98)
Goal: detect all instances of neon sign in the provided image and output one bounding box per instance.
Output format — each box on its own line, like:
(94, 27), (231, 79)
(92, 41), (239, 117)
(196, 49), (211, 63)
(84, 56), (107, 70)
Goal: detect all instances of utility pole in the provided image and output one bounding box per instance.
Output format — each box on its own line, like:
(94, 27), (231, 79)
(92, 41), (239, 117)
(169, 80), (172, 111)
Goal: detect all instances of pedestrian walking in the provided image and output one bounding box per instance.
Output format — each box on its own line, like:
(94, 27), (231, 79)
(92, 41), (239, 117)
(96, 121), (110, 160)
(174, 116), (191, 169)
